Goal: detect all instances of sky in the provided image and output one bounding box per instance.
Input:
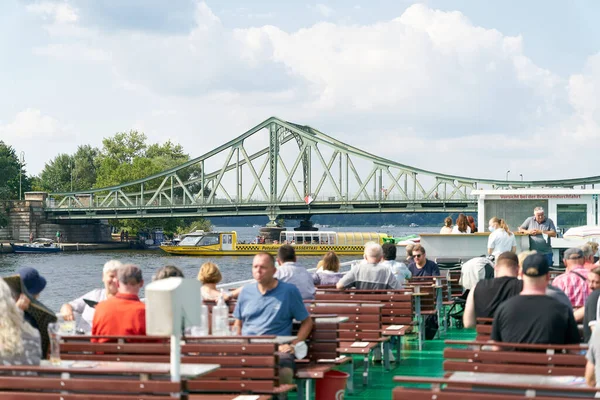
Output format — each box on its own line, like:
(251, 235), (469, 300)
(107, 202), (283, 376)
(1, 0), (599, 182)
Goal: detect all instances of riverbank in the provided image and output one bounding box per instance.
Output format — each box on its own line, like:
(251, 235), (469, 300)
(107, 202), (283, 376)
(0, 241), (133, 253)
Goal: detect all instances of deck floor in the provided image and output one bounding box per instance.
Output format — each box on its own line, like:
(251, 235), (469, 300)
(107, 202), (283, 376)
(293, 327), (476, 399)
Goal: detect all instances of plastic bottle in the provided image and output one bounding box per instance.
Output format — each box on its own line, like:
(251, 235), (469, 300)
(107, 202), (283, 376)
(211, 290), (229, 336)
(191, 300), (209, 336)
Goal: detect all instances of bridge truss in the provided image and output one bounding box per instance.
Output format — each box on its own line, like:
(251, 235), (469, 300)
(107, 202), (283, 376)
(47, 117), (600, 222)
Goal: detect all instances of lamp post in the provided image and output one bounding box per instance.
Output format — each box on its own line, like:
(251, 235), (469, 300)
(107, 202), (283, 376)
(506, 170), (510, 181)
(69, 161), (73, 192)
(19, 151), (25, 200)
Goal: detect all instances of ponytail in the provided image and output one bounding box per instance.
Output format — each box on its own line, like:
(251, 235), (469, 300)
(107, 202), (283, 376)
(499, 219), (512, 236)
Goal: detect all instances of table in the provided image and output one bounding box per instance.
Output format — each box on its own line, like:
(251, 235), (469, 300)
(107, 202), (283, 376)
(250, 335), (297, 344)
(40, 360), (220, 378)
(448, 371), (591, 398)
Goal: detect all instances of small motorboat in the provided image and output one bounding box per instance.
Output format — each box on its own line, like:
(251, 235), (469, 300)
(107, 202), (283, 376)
(11, 238), (62, 253)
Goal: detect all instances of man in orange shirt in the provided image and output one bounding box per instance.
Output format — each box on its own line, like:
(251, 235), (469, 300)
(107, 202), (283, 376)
(92, 264), (146, 342)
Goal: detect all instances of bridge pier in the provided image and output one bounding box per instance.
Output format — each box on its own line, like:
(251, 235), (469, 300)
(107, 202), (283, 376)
(0, 192), (111, 243)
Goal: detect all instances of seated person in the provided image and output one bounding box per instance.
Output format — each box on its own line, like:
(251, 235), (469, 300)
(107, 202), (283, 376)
(459, 255), (494, 292)
(275, 245), (316, 300)
(586, 328), (600, 387)
(0, 278), (41, 365)
(60, 260), (122, 332)
(491, 253), (579, 345)
(407, 245), (440, 277)
(92, 264), (146, 343)
(463, 252), (521, 328)
(18, 267), (47, 331)
(233, 252), (313, 384)
(583, 267), (600, 342)
(337, 242), (399, 290)
(197, 262), (241, 301)
(379, 243), (411, 287)
(153, 265), (184, 281)
(312, 251), (345, 286)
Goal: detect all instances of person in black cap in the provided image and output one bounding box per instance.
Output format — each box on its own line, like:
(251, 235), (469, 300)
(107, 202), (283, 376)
(17, 267), (47, 330)
(491, 253), (580, 345)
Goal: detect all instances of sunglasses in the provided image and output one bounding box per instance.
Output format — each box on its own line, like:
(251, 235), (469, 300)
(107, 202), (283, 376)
(413, 254), (423, 258)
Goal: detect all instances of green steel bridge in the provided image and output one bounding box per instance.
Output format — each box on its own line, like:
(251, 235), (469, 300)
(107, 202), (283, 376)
(46, 117), (600, 224)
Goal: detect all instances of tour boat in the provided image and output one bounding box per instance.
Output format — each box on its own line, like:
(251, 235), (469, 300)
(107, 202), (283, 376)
(11, 238), (62, 253)
(159, 230), (389, 256)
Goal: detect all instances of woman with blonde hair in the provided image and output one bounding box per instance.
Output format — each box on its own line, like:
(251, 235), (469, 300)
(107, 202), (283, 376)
(198, 262), (241, 301)
(312, 251), (344, 286)
(0, 279), (41, 365)
(487, 217), (516, 257)
(452, 213), (471, 234)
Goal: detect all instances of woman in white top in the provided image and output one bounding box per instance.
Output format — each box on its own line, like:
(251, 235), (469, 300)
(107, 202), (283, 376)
(452, 213), (471, 234)
(487, 216), (517, 256)
(0, 279), (41, 365)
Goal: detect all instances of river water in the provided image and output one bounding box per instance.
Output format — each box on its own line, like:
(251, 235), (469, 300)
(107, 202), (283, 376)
(0, 225), (439, 312)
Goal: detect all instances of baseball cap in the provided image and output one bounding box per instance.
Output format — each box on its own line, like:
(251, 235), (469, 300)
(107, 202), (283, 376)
(522, 253), (549, 277)
(564, 248), (584, 260)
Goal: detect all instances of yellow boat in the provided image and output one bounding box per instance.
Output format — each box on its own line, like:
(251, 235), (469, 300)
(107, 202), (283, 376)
(159, 230), (389, 256)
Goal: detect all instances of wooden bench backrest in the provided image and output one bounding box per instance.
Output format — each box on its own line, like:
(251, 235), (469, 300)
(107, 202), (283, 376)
(305, 301), (384, 341)
(315, 290), (414, 326)
(60, 336), (283, 394)
(475, 317), (493, 341)
(443, 347), (586, 376)
(0, 365), (178, 399)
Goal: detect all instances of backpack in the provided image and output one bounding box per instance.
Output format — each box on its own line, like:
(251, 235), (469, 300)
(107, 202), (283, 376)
(424, 314), (438, 340)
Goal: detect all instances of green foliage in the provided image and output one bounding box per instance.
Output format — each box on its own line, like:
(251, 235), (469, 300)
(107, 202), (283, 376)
(37, 145), (99, 193)
(95, 132), (190, 190)
(174, 218), (213, 235)
(0, 141), (30, 200)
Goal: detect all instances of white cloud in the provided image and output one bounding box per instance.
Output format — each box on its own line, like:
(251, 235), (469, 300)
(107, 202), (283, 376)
(0, 109), (65, 139)
(10, 2), (600, 180)
(26, 1), (78, 24)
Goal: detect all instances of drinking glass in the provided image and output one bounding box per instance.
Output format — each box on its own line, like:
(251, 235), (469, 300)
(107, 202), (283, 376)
(47, 323), (61, 365)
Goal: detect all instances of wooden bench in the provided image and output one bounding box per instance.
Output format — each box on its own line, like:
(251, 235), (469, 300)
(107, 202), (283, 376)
(60, 335), (296, 398)
(314, 289), (414, 359)
(475, 317), (493, 341)
(392, 376), (598, 399)
(304, 301), (386, 385)
(0, 364), (181, 400)
(443, 340), (587, 376)
(294, 316), (354, 399)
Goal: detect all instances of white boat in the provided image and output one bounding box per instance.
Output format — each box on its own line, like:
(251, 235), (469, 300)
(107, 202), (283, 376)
(409, 223), (419, 228)
(313, 224), (329, 229)
(381, 224), (395, 229)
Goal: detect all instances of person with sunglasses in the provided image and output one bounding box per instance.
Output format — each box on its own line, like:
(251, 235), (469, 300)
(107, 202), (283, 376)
(407, 245), (440, 277)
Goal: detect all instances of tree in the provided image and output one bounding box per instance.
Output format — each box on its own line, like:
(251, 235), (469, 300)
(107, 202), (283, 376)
(93, 131), (210, 234)
(0, 141), (30, 200)
(38, 153), (73, 193)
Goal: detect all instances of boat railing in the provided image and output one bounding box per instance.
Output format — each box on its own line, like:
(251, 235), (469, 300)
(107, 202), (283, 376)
(216, 259), (362, 290)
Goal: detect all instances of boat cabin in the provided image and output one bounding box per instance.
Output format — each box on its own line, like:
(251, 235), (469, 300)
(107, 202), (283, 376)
(473, 188), (600, 233)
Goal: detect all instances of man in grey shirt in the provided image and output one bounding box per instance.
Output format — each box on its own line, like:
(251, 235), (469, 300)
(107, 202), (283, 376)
(274, 244), (316, 300)
(337, 242), (399, 290)
(519, 206), (557, 266)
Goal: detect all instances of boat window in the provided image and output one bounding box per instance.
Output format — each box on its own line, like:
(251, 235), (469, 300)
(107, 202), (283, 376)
(557, 204), (588, 230)
(198, 235), (220, 246)
(179, 236), (202, 246)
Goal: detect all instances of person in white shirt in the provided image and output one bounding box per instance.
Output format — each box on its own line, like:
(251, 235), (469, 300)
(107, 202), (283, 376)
(487, 217), (517, 257)
(379, 243), (411, 287)
(59, 260), (122, 333)
(452, 213), (471, 234)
